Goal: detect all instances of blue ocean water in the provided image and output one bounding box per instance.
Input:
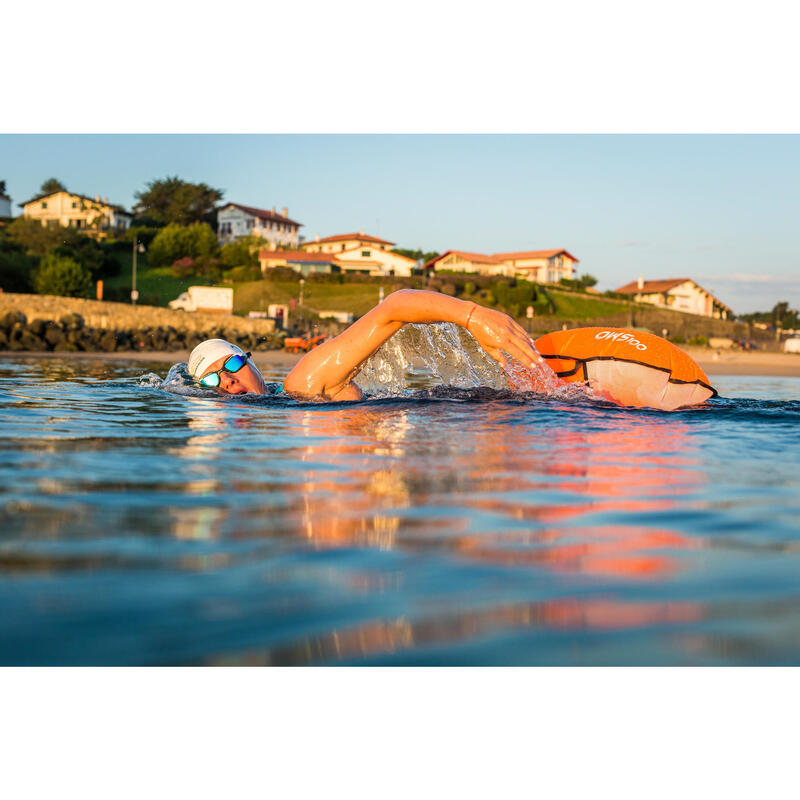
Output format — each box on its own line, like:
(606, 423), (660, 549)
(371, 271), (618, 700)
(1, 353), (799, 665)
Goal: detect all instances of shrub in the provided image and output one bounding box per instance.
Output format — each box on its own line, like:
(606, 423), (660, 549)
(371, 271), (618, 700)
(229, 265), (262, 283)
(194, 255), (222, 279)
(220, 235), (260, 269)
(171, 257), (196, 278)
(148, 222), (219, 267)
(33, 254), (92, 297)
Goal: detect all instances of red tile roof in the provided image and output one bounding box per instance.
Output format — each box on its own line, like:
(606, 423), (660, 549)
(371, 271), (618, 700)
(493, 249), (579, 262)
(223, 203), (302, 227)
(614, 278), (691, 294)
(424, 250), (502, 269)
(309, 232), (394, 245)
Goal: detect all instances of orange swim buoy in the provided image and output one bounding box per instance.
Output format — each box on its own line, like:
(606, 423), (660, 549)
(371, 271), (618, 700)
(534, 327), (717, 411)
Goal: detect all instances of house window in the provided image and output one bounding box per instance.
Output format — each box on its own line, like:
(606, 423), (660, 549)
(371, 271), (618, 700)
(247, 219), (254, 229)
(362, 250), (371, 257)
(341, 244), (346, 251)
(72, 201), (78, 208)
(42, 202), (47, 209)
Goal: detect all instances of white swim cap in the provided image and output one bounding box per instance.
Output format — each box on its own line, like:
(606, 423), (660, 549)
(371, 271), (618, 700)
(188, 339), (246, 379)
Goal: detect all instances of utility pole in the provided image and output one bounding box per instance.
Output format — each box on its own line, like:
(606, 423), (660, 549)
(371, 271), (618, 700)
(131, 236), (137, 304)
(131, 238), (145, 305)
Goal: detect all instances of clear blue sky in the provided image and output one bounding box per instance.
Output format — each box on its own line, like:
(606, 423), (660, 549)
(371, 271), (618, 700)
(2, 134), (798, 313)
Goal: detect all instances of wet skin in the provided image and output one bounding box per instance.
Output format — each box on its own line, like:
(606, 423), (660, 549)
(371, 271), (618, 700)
(203, 290), (542, 401)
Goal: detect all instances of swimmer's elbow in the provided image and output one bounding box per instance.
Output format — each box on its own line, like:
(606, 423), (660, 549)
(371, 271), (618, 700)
(282, 372), (318, 399)
(379, 288), (416, 322)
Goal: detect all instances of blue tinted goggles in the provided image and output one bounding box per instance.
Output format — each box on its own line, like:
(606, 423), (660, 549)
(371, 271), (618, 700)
(199, 352), (251, 388)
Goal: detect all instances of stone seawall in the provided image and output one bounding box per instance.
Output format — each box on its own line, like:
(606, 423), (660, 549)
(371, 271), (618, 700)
(0, 293), (281, 353)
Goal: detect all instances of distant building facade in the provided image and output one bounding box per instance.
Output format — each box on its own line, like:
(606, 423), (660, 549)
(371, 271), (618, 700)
(0, 184), (11, 218)
(20, 190), (132, 235)
(260, 242), (416, 278)
(301, 232), (416, 277)
(424, 250), (509, 276)
(258, 249), (339, 277)
(217, 203), (302, 249)
(424, 248), (578, 284)
(492, 249), (578, 283)
(614, 277), (732, 319)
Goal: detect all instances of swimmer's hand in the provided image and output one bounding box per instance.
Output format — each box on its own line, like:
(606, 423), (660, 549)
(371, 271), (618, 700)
(466, 305), (544, 370)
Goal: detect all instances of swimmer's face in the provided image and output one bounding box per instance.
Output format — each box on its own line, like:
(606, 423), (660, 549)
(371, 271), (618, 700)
(199, 354), (267, 395)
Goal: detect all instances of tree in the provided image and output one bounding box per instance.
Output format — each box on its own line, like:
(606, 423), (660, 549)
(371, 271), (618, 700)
(578, 273), (598, 288)
(33, 254), (92, 298)
(220, 235), (260, 269)
(6, 217), (80, 256)
(0, 180), (7, 196)
(53, 236), (119, 280)
(134, 176), (224, 225)
(40, 178), (67, 195)
(392, 247), (440, 265)
(148, 222), (219, 267)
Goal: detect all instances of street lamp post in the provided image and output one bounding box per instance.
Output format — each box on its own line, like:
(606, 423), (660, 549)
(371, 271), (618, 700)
(299, 278), (305, 307)
(131, 238), (145, 305)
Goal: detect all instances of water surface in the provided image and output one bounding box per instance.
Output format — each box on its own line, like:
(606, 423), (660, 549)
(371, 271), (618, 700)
(1, 346), (799, 665)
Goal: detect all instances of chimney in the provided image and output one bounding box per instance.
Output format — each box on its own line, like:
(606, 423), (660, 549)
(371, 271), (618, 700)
(358, 230), (364, 236)
(637, 276), (644, 290)
(95, 195), (101, 202)
(272, 207), (276, 214)
(315, 234), (320, 242)
(103, 197), (108, 204)
(282, 207), (288, 218)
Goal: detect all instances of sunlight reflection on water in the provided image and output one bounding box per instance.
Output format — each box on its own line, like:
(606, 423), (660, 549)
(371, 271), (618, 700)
(1, 357), (799, 665)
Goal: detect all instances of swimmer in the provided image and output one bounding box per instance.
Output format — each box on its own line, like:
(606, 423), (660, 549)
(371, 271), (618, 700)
(187, 289), (542, 401)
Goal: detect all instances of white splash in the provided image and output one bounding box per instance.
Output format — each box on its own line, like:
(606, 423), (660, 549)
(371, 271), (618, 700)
(354, 323), (563, 397)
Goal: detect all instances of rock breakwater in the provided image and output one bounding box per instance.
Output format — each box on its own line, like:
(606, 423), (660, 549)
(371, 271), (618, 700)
(0, 293), (282, 353)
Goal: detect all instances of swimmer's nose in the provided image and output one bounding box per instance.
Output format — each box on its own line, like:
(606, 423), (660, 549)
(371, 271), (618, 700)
(219, 371), (244, 394)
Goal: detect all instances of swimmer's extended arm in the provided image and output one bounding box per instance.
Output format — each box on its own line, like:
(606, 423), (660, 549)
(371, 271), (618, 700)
(282, 289), (543, 401)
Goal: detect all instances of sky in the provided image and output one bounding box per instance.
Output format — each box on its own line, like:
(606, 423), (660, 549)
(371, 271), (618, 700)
(2, 134), (798, 314)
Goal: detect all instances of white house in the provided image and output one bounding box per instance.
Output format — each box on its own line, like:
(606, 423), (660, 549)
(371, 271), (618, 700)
(302, 232), (416, 277)
(302, 231), (393, 254)
(217, 203), (302, 248)
(492, 249), (579, 283)
(614, 277), (733, 319)
(20, 190), (132, 235)
(424, 250), (508, 276)
(425, 248), (579, 283)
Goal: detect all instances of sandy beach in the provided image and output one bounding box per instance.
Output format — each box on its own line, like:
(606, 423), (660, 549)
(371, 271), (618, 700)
(3, 346), (800, 377)
(684, 347), (800, 377)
